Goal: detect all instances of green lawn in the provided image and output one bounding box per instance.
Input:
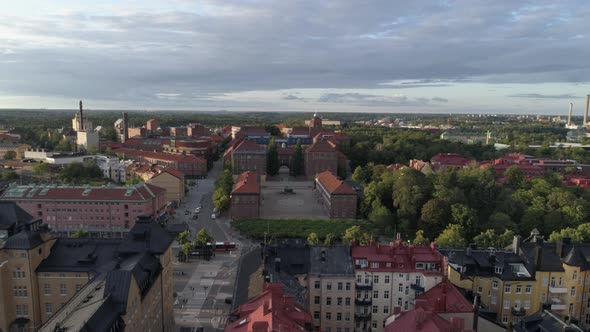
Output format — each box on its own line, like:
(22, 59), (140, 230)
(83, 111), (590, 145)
(232, 218), (373, 240)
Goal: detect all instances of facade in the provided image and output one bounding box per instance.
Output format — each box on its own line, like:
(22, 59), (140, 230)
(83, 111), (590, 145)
(305, 140), (338, 177)
(314, 171), (357, 219)
(430, 153), (473, 171)
(127, 127), (147, 139)
(187, 123), (212, 138)
(114, 148), (207, 177)
(225, 139), (267, 175)
(163, 139), (213, 160)
(0, 143), (31, 160)
(352, 241), (446, 332)
(146, 118), (159, 131)
(230, 171), (260, 220)
(76, 130), (99, 152)
(0, 182), (168, 237)
(308, 113), (323, 138)
(71, 112), (93, 132)
(149, 167), (185, 204)
(95, 155), (133, 183)
(169, 126), (188, 137)
(0, 203), (174, 332)
(226, 283), (313, 332)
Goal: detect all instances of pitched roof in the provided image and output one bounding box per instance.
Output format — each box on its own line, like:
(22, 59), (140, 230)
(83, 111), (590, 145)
(307, 140), (336, 153)
(352, 243), (444, 273)
(315, 171), (356, 195)
(0, 183), (165, 202)
(114, 148), (206, 163)
(416, 280), (474, 313)
(231, 171), (260, 195)
(384, 307), (456, 332)
(156, 167), (185, 180)
(37, 238), (121, 273)
(117, 217), (173, 255)
(0, 201), (35, 230)
(3, 230), (45, 250)
(233, 139), (266, 153)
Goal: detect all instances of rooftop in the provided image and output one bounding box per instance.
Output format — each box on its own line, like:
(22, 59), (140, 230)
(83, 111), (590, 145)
(232, 171), (260, 195)
(306, 140), (336, 153)
(315, 171), (356, 195)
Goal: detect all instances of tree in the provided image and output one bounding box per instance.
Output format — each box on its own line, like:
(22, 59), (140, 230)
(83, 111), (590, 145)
(324, 233), (335, 245)
(55, 138), (73, 152)
(3, 150), (16, 160)
(487, 212), (517, 233)
(213, 188), (231, 211)
(342, 226), (363, 245)
(505, 166), (525, 189)
(473, 229), (514, 248)
(176, 230), (190, 245)
(307, 232), (320, 245)
(290, 139), (304, 176)
(0, 169), (18, 180)
(71, 230), (89, 238)
(196, 228), (213, 247)
(32, 163), (50, 177)
(181, 242), (192, 262)
(368, 201), (395, 235)
(352, 165), (371, 184)
(419, 199), (451, 240)
(392, 169), (431, 228)
(126, 173), (143, 185)
(413, 230), (430, 246)
(434, 224), (466, 249)
(450, 204), (479, 240)
(267, 137), (280, 176)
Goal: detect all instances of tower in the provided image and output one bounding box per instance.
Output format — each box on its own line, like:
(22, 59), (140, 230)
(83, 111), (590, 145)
(123, 112), (129, 142)
(586, 95), (590, 126)
(79, 100), (84, 132)
(568, 103), (573, 127)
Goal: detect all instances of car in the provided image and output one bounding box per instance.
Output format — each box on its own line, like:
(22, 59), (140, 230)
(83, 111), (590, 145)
(192, 214), (198, 220)
(184, 210), (190, 215)
(211, 214), (216, 220)
(212, 208), (219, 214)
(194, 207), (201, 213)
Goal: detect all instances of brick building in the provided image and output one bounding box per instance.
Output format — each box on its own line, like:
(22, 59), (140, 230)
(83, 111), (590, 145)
(0, 204), (175, 332)
(0, 183), (168, 237)
(314, 171), (357, 219)
(163, 139), (213, 160)
(430, 153), (473, 171)
(127, 164), (186, 204)
(114, 148), (207, 177)
(230, 171), (260, 220)
(305, 140), (338, 177)
(146, 118), (159, 131)
(224, 139), (267, 175)
(187, 123), (212, 138)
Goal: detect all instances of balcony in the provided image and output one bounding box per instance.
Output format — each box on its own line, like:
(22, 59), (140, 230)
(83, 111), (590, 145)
(354, 312), (372, 321)
(411, 283), (425, 293)
(355, 298), (372, 306)
(549, 286), (568, 294)
(551, 304), (566, 311)
(355, 282), (373, 290)
(511, 308), (526, 316)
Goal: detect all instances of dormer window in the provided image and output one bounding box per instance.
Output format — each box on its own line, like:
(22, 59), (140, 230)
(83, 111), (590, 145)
(495, 266), (503, 274)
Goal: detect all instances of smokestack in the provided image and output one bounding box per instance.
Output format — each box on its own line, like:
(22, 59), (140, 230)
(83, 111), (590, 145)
(79, 100), (84, 132)
(586, 95), (590, 126)
(568, 103), (573, 126)
(123, 112), (129, 142)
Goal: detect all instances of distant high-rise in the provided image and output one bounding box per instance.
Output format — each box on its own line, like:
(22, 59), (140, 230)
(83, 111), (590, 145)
(568, 102), (573, 126)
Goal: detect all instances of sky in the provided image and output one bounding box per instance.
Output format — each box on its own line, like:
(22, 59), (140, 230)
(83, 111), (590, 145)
(0, 0), (589, 114)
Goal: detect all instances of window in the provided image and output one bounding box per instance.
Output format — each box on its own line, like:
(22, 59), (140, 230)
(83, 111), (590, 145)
(345, 282), (351, 291)
(373, 275), (379, 284)
(314, 296), (320, 305)
(326, 312), (331, 320)
(572, 287), (576, 296)
(372, 321), (378, 329)
(524, 300), (530, 309)
(516, 285), (522, 294)
(491, 295), (497, 305)
(16, 305), (22, 316)
(315, 281), (320, 289)
(541, 293), (546, 303)
(416, 262), (424, 269)
(492, 281), (498, 290)
(372, 305), (378, 314)
(338, 282), (343, 290)
(45, 303), (53, 315)
(14, 286), (28, 297)
(570, 303), (574, 313)
(356, 274), (361, 283)
(502, 316), (508, 323)
(397, 298), (402, 306)
(514, 299), (521, 309)
(370, 262), (379, 268)
(415, 275), (421, 286)
(336, 313), (342, 321)
(505, 285), (511, 294)
(399, 283), (403, 292)
(573, 270), (578, 281)
(525, 285), (532, 294)
(384, 305), (389, 314)
(60, 284), (67, 296)
(495, 266), (503, 274)
(345, 297), (351, 306)
(384, 290), (390, 299)
(345, 312), (350, 321)
(326, 297), (332, 305)
(373, 290), (378, 299)
(337, 297), (343, 306)
(384, 275), (390, 284)
(504, 299), (510, 309)
(314, 311), (320, 319)
(327, 282), (332, 290)
(551, 277), (556, 287)
(477, 286), (482, 294)
(44, 284), (51, 296)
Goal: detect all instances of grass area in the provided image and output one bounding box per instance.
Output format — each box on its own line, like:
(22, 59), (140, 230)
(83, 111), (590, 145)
(232, 218), (373, 240)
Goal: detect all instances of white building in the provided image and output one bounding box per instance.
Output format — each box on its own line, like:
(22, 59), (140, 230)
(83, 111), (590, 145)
(77, 130), (99, 152)
(95, 155), (133, 183)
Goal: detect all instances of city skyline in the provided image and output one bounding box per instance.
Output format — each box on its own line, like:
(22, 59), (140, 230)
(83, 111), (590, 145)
(1, 1), (589, 114)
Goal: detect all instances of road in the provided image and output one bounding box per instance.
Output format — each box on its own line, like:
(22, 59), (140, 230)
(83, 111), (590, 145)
(172, 160), (250, 332)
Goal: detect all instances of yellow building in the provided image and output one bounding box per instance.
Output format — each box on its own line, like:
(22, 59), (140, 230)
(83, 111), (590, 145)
(0, 202), (175, 332)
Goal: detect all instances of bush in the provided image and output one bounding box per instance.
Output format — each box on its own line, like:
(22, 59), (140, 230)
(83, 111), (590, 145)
(232, 218), (374, 240)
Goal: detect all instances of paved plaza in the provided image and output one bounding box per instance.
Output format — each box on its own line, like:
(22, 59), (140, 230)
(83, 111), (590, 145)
(260, 179), (328, 219)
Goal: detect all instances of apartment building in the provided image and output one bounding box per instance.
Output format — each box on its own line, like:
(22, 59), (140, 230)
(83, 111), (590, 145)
(351, 241), (446, 332)
(0, 183), (168, 237)
(0, 203), (175, 332)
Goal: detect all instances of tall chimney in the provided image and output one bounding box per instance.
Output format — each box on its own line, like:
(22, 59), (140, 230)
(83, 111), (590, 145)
(568, 103), (573, 126)
(586, 95), (590, 126)
(123, 112), (129, 142)
(79, 100), (84, 132)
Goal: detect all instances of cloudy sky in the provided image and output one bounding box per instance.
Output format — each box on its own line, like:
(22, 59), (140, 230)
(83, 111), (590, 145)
(0, 0), (589, 114)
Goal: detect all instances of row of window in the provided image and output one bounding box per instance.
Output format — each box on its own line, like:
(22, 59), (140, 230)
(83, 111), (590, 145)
(356, 274), (420, 284)
(313, 311), (351, 321)
(44, 283), (83, 296)
(489, 283), (533, 294)
(313, 281), (352, 291)
(315, 296), (351, 306)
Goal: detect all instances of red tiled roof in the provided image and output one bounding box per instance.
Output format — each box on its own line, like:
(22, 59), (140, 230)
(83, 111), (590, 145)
(158, 167), (185, 180)
(388, 163), (409, 171)
(225, 283), (312, 332)
(278, 147), (295, 155)
(384, 307), (456, 332)
(289, 127), (310, 136)
(307, 140), (336, 153)
(233, 139), (266, 152)
(0, 183), (164, 202)
(316, 171), (356, 195)
(430, 153), (471, 167)
(352, 243), (444, 273)
(415, 280), (473, 313)
(114, 148), (206, 163)
(210, 135), (224, 143)
(232, 171), (260, 195)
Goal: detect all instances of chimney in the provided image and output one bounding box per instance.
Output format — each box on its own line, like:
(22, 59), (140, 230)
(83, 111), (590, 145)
(568, 103), (573, 126)
(512, 235), (521, 254)
(79, 100), (84, 132)
(556, 238), (566, 258)
(123, 112), (129, 142)
(263, 300), (270, 314)
(535, 246), (543, 270)
(472, 295), (480, 331)
(585, 95), (589, 126)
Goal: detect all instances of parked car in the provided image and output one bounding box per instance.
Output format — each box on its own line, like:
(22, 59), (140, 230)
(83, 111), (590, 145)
(211, 214), (216, 220)
(194, 207), (201, 213)
(184, 210), (190, 215)
(192, 214), (198, 220)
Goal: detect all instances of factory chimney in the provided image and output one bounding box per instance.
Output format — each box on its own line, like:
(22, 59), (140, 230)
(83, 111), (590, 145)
(586, 95), (590, 126)
(79, 100), (84, 132)
(568, 103), (573, 127)
(123, 112), (129, 142)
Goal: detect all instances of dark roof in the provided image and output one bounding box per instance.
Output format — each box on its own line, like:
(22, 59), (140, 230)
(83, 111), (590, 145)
(440, 247), (534, 281)
(118, 218), (173, 255)
(518, 239), (566, 272)
(513, 310), (584, 332)
(3, 230), (44, 250)
(309, 246), (354, 276)
(81, 297), (124, 332)
(0, 201), (35, 229)
(36, 238), (121, 273)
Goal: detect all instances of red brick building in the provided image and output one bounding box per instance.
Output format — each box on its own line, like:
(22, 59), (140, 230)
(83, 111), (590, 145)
(230, 171), (260, 220)
(162, 139), (213, 160)
(114, 148), (207, 177)
(308, 113), (323, 137)
(146, 118), (159, 131)
(314, 171), (357, 219)
(305, 140), (338, 177)
(187, 123), (212, 138)
(0, 182), (167, 237)
(430, 153), (473, 171)
(225, 283), (313, 332)
(224, 139), (267, 175)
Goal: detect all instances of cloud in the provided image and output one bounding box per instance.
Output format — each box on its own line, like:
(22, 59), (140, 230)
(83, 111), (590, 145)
(318, 93), (449, 106)
(283, 94), (306, 101)
(432, 97), (449, 103)
(508, 93), (579, 99)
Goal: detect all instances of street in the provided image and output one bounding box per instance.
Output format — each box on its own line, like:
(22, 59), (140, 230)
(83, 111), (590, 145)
(171, 160), (250, 332)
